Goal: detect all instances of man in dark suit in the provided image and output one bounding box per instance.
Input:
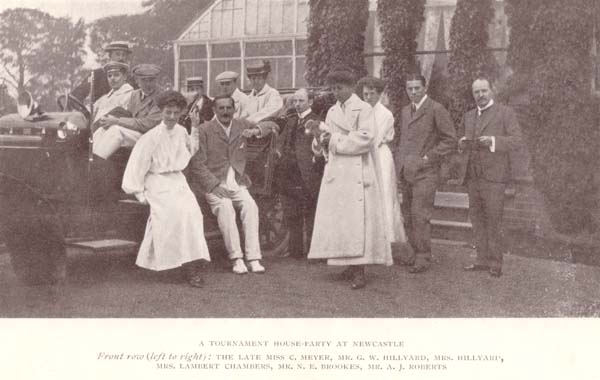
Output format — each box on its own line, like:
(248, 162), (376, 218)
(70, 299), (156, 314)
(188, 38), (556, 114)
(187, 95), (277, 275)
(179, 76), (214, 133)
(275, 88), (325, 258)
(396, 73), (457, 273)
(459, 77), (523, 277)
(71, 41), (137, 104)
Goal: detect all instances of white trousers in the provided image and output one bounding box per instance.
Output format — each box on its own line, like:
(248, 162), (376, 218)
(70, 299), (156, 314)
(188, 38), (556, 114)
(93, 125), (142, 159)
(205, 186), (261, 261)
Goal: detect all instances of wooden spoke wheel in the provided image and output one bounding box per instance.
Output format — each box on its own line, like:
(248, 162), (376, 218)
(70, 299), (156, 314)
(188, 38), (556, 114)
(257, 194), (289, 257)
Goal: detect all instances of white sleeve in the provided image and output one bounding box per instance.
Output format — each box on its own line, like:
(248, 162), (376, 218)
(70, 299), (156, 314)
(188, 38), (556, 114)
(122, 133), (154, 195)
(246, 90), (284, 123)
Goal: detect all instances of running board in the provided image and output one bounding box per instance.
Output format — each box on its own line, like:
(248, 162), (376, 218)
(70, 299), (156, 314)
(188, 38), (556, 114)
(66, 239), (138, 253)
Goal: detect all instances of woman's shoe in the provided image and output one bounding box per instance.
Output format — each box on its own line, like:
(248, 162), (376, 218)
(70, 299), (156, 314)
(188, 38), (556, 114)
(350, 266), (366, 289)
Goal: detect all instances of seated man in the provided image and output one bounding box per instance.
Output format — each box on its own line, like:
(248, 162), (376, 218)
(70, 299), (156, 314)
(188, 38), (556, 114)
(92, 63), (162, 159)
(245, 60), (284, 123)
(188, 95), (277, 274)
(215, 71), (249, 119)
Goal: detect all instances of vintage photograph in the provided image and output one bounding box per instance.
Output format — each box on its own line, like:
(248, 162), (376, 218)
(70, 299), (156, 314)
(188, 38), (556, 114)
(0, 0), (599, 322)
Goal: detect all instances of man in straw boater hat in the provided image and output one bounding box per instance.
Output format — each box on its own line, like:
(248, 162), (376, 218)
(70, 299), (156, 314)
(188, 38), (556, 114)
(214, 70), (249, 119)
(244, 59), (283, 123)
(307, 66), (392, 290)
(71, 41), (136, 104)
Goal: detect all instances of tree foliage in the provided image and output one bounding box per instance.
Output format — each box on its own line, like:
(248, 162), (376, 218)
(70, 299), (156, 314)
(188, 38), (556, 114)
(376, 0), (425, 116)
(89, 0), (213, 87)
(0, 8), (86, 110)
(306, 0), (369, 86)
(505, 0), (600, 233)
(447, 0), (498, 125)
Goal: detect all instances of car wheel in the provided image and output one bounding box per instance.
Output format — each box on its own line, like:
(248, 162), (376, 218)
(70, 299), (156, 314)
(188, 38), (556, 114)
(258, 194), (289, 257)
(5, 221), (66, 286)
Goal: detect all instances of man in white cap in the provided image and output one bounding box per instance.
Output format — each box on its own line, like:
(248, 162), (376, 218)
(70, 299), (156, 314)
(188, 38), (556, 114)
(71, 41), (136, 104)
(214, 71), (249, 119)
(245, 60), (283, 123)
(180, 76), (213, 133)
(93, 63), (163, 160)
(91, 61), (135, 159)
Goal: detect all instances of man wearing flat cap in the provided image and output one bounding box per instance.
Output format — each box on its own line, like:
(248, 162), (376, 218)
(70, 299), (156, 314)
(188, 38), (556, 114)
(245, 60), (283, 123)
(71, 41), (137, 104)
(92, 63), (163, 160)
(215, 71), (249, 119)
(91, 61), (135, 159)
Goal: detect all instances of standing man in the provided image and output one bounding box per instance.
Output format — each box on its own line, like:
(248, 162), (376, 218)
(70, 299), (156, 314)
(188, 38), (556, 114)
(71, 41), (136, 104)
(215, 71), (249, 119)
(275, 88), (324, 258)
(396, 73), (457, 274)
(188, 95), (277, 275)
(180, 76), (213, 133)
(92, 63), (162, 159)
(308, 66), (391, 290)
(245, 60), (283, 123)
(459, 77), (523, 278)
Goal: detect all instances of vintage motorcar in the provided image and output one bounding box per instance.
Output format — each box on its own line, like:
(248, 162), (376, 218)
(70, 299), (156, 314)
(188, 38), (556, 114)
(0, 92), (289, 285)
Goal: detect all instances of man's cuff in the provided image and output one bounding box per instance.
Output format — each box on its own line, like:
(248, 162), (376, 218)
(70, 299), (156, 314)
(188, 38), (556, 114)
(490, 136), (495, 153)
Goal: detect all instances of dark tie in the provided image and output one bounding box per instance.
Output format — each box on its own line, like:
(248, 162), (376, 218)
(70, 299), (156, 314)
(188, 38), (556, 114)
(411, 103), (417, 117)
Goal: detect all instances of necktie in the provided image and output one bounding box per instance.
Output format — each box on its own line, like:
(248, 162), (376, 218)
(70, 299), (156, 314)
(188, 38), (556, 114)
(411, 103), (417, 117)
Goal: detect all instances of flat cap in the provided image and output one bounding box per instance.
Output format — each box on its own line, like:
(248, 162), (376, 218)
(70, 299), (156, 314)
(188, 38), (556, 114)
(132, 63), (161, 77)
(186, 76), (204, 86)
(215, 71), (239, 82)
(246, 60), (271, 76)
(103, 61), (130, 73)
(104, 40), (132, 54)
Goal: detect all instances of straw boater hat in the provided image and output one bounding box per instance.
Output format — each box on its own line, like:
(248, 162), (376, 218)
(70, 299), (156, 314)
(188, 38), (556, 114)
(246, 60), (271, 77)
(103, 40), (133, 54)
(103, 61), (130, 73)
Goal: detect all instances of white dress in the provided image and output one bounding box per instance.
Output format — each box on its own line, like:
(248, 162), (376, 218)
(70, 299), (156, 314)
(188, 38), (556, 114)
(373, 102), (407, 243)
(122, 122), (210, 270)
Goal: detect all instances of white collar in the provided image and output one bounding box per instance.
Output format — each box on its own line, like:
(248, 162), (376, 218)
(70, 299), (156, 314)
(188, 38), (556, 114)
(298, 108), (312, 119)
(215, 117), (232, 130)
(413, 94), (428, 110)
(252, 83), (270, 97)
(477, 99), (494, 114)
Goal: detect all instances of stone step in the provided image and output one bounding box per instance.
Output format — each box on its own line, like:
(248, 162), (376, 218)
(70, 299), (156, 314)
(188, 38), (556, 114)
(434, 191), (469, 222)
(431, 219), (472, 242)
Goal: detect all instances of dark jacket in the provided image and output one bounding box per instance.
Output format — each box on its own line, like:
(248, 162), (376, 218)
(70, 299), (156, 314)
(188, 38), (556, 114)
(457, 102), (523, 184)
(275, 110), (324, 198)
(395, 96), (457, 183)
(179, 94), (214, 133)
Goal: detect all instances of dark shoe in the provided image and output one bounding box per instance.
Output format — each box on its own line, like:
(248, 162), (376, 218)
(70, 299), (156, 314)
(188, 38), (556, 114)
(463, 264), (490, 272)
(337, 266), (355, 281)
(407, 264), (429, 274)
(397, 258), (415, 267)
(187, 274), (205, 288)
(350, 267), (366, 290)
(489, 268), (502, 278)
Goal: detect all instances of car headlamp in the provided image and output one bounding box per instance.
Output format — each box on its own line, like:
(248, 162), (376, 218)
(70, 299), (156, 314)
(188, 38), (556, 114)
(57, 120), (79, 140)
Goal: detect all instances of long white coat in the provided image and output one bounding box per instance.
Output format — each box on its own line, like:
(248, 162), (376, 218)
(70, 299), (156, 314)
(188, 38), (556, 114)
(122, 122), (210, 270)
(373, 102), (406, 243)
(308, 94), (392, 266)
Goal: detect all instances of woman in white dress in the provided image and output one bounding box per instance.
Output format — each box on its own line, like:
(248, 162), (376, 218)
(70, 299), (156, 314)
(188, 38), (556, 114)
(122, 90), (210, 287)
(358, 76), (408, 247)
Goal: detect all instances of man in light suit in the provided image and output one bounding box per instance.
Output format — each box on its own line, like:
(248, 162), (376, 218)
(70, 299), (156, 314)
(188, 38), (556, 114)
(188, 95), (277, 275)
(396, 73), (457, 273)
(245, 60), (284, 123)
(459, 77), (523, 277)
(93, 63), (162, 159)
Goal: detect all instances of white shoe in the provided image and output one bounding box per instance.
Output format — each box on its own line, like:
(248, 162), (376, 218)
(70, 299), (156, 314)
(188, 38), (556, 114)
(232, 259), (248, 274)
(248, 260), (265, 273)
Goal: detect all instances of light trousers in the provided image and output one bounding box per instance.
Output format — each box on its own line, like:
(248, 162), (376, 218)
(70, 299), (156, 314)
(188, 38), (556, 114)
(93, 125), (142, 159)
(205, 186), (261, 261)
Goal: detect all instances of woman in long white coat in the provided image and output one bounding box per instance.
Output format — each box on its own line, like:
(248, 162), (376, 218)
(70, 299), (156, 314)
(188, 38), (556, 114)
(307, 68), (392, 290)
(358, 76), (407, 246)
(122, 90), (210, 287)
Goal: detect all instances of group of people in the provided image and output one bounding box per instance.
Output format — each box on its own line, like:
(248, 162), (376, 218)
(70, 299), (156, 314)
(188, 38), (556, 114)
(78, 40), (523, 290)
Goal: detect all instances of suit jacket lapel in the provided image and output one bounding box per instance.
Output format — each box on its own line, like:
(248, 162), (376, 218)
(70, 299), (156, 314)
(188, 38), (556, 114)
(408, 97), (429, 126)
(476, 104), (496, 136)
(229, 120), (242, 144)
(211, 120), (229, 143)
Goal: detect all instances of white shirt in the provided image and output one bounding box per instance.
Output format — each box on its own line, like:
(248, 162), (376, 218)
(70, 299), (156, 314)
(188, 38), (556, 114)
(477, 99), (496, 152)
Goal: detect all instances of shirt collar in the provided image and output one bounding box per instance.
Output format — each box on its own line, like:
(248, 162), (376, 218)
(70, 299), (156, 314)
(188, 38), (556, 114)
(413, 94), (428, 110)
(215, 117), (232, 130)
(339, 93), (356, 110)
(299, 108), (312, 119)
(477, 99), (494, 114)
(253, 83), (270, 97)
